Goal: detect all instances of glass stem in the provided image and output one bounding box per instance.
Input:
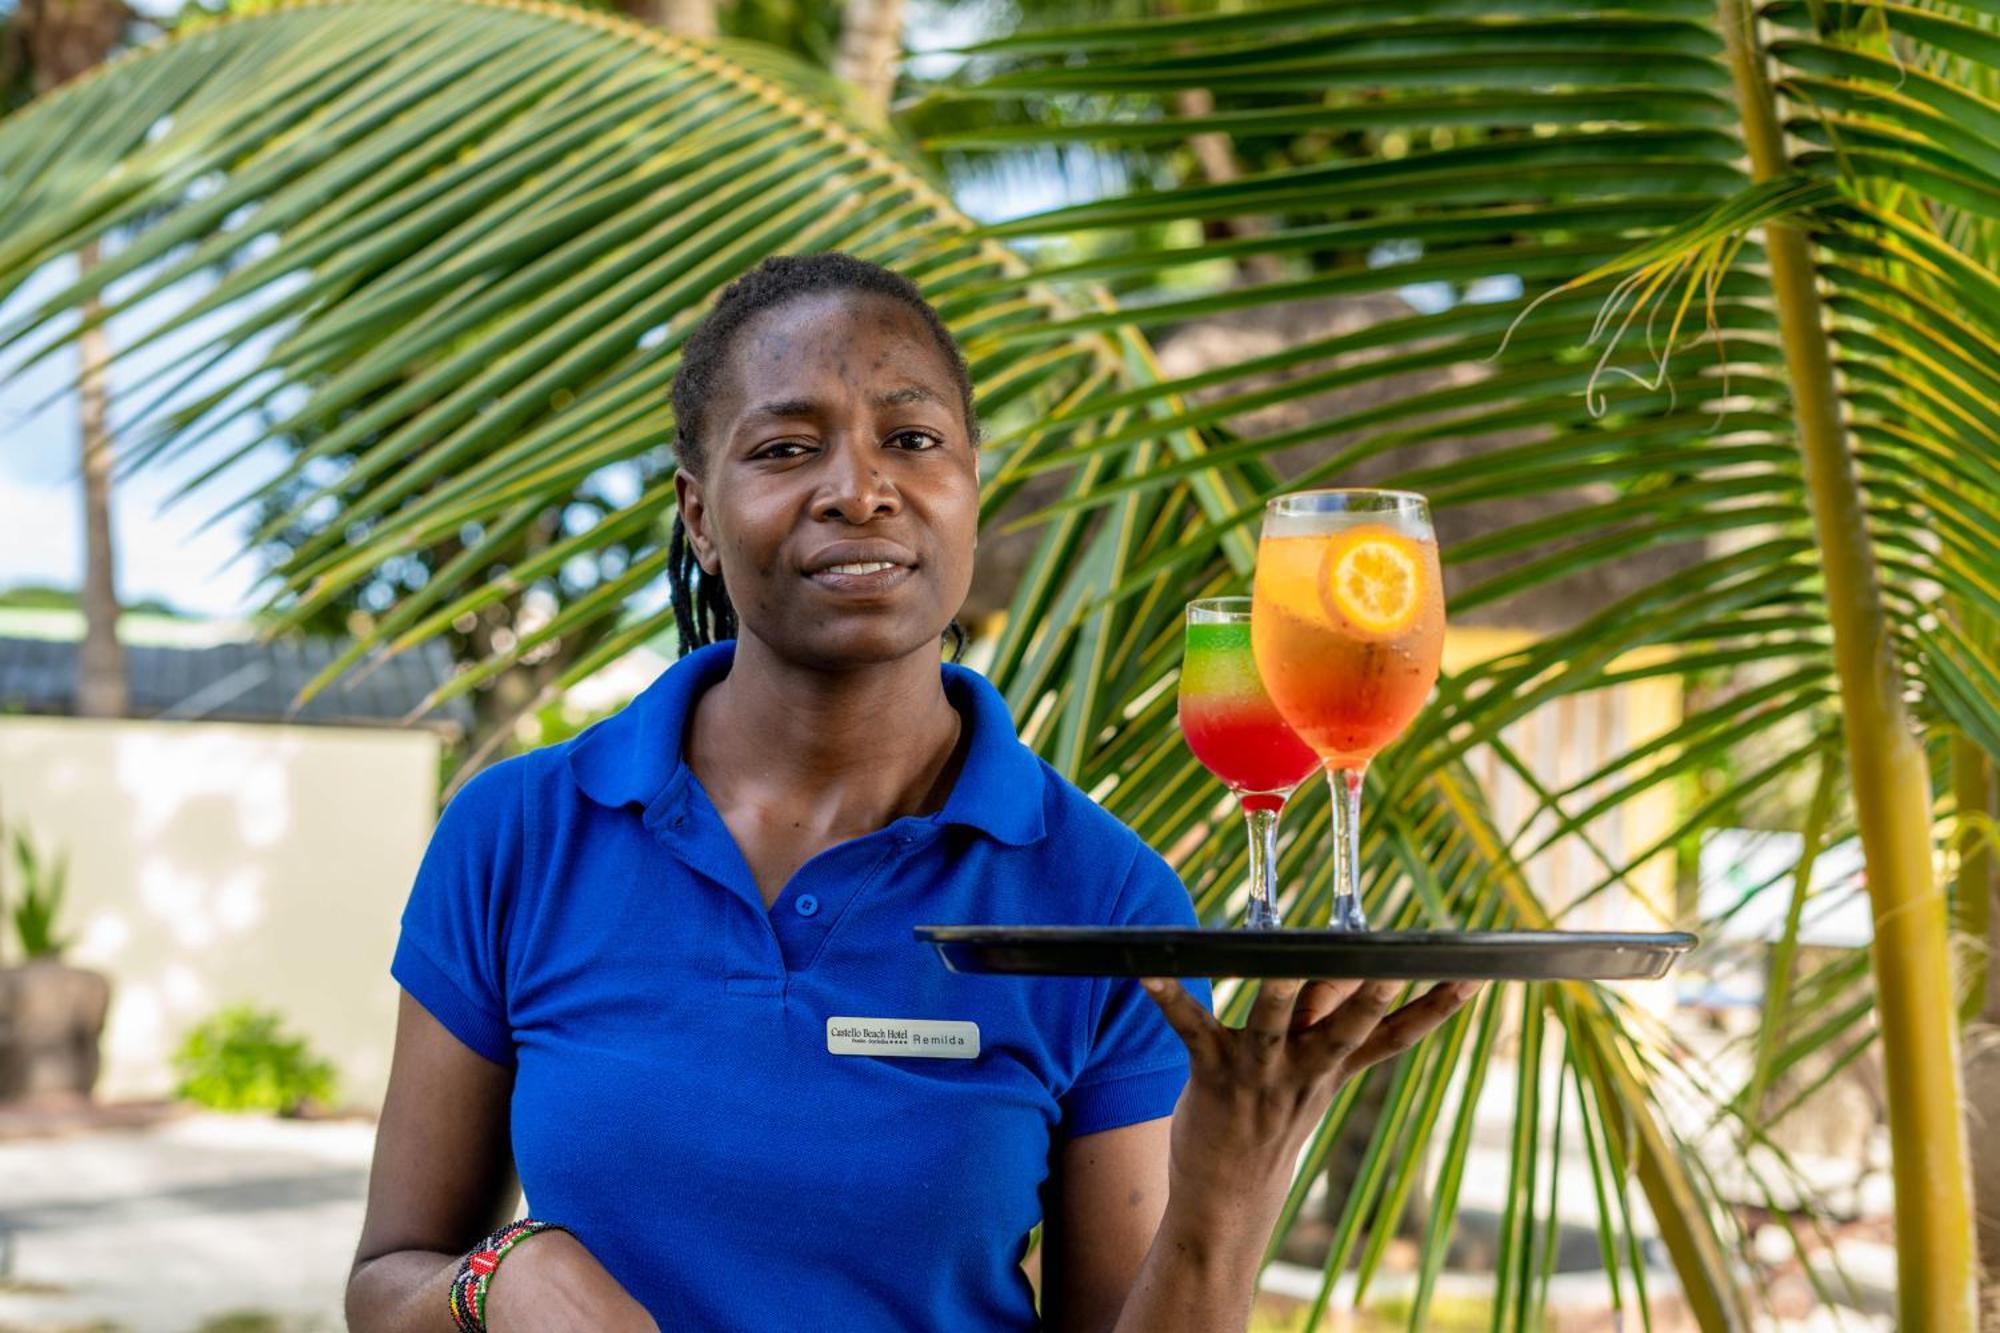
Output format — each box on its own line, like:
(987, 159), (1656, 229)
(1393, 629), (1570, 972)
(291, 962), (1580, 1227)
(1327, 765), (1369, 931)
(1242, 802), (1283, 930)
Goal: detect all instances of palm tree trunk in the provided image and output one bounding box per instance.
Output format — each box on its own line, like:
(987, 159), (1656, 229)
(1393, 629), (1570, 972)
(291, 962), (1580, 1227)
(1716, 1), (1978, 1327)
(1958, 734), (1998, 1026)
(21, 0), (133, 717)
(835, 0), (904, 116)
(632, 0), (715, 38)
(75, 235), (125, 718)
(1166, 87), (1289, 289)
(1956, 731), (2000, 1305)
(1155, 0), (1286, 289)
(1968, 732), (2000, 1020)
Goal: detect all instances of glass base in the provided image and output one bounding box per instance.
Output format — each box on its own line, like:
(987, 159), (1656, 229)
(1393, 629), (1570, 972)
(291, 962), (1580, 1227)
(1328, 893), (1369, 932)
(1245, 897), (1283, 930)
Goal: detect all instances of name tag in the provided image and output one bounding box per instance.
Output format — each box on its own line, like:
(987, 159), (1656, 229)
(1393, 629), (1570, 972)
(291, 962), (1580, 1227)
(827, 1016), (980, 1059)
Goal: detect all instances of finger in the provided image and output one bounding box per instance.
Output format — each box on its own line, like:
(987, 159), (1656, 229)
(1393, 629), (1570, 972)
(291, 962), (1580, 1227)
(1289, 978), (1359, 1031)
(1242, 978), (1308, 1056)
(1296, 979), (1403, 1068)
(1140, 977), (1223, 1060)
(1348, 982), (1481, 1071)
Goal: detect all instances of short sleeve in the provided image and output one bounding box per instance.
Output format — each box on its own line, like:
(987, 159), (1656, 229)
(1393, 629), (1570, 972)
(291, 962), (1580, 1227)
(390, 760), (522, 1068)
(1057, 847), (1213, 1138)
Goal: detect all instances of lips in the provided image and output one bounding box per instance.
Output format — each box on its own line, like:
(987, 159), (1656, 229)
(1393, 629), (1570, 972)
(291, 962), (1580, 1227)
(803, 541), (918, 595)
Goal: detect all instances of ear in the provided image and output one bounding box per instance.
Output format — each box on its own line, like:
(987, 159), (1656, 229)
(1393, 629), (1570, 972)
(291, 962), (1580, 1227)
(674, 468), (720, 576)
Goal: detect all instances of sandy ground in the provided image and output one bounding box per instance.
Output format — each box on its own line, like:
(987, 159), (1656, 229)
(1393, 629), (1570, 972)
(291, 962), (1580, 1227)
(0, 1111), (371, 1332)
(0, 1103), (1896, 1333)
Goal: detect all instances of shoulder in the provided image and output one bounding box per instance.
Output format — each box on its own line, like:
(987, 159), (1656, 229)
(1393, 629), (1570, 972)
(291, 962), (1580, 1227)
(1027, 759), (1198, 929)
(437, 750), (534, 828)
(426, 747), (568, 867)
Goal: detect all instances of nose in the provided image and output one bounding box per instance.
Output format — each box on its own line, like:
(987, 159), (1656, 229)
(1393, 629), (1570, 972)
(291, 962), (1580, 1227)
(816, 435), (900, 524)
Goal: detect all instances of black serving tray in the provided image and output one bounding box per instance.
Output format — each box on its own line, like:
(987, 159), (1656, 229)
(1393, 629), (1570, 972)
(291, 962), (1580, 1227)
(915, 926), (1697, 982)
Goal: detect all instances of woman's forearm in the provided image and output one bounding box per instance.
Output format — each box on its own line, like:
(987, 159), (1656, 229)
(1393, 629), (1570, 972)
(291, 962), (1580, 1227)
(1109, 1190), (1275, 1333)
(345, 1250), (464, 1333)
(349, 1230), (659, 1333)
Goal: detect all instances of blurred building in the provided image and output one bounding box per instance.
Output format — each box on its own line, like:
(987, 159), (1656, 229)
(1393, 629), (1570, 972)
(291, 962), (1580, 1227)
(0, 612), (469, 1112)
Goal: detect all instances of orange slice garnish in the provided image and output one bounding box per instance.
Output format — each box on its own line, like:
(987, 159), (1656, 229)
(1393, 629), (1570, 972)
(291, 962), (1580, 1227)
(1321, 527), (1423, 635)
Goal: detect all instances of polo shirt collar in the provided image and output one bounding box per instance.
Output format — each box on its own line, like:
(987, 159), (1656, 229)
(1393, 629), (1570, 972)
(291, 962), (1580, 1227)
(564, 640), (1046, 846)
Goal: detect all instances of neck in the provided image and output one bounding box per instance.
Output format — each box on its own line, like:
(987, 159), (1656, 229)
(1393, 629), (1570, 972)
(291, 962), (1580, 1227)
(686, 632), (964, 830)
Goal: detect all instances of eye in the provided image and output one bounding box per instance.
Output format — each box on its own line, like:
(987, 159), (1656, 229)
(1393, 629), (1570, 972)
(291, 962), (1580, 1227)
(889, 429), (941, 451)
(753, 439), (815, 461)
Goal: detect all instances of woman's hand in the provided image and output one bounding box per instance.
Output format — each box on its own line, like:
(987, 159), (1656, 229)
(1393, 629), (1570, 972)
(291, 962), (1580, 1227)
(1140, 976), (1479, 1243)
(484, 1228), (661, 1333)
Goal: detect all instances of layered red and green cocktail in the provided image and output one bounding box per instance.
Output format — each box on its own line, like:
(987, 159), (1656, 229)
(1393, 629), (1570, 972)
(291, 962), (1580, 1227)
(1178, 616), (1318, 812)
(1177, 598), (1317, 929)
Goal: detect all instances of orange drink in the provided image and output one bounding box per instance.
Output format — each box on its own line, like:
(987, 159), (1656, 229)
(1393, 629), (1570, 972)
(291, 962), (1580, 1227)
(1251, 522), (1444, 765)
(1251, 490), (1445, 930)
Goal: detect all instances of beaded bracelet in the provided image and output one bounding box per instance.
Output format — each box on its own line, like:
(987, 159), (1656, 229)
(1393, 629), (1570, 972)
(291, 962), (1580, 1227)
(448, 1217), (572, 1333)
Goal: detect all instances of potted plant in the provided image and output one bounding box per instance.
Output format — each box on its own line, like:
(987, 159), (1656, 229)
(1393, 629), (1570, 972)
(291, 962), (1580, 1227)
(0, 824), (112, 1105)
(172, 1004), (339, 1118)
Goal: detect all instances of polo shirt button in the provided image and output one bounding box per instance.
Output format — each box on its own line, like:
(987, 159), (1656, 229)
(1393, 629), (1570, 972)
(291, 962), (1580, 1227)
(795, 894), (820, 917)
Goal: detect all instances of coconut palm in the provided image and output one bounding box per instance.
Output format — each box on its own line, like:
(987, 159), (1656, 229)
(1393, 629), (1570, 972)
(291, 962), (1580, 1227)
(0, 1), (1993, 1327)
(915, 7), (1998, 1327)
(1, 0), (144, 715)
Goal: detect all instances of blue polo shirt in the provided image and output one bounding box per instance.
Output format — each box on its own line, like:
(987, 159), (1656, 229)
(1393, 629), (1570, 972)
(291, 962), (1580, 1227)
(390, 641), (1212, 1329)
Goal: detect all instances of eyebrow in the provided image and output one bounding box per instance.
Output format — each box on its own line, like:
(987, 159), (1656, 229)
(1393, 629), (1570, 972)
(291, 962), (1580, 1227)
(740, 384), (945, 424)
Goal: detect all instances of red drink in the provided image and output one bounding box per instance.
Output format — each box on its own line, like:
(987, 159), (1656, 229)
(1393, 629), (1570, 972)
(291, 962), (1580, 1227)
(1178, 619), (1319, 811)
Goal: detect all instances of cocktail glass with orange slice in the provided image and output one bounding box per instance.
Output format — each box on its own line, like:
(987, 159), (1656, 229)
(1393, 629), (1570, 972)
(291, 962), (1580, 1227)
(1251, 490), (1445, 931)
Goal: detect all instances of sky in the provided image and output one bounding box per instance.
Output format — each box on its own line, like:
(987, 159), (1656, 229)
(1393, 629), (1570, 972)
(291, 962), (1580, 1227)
(0, 255), (295, 617)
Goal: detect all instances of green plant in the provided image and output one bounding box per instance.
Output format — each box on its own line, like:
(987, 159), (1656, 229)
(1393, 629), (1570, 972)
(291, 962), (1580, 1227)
(6, 826), (75, 961)
(0, 1), (1993, 1326)
(171, 1004), (339, 1115)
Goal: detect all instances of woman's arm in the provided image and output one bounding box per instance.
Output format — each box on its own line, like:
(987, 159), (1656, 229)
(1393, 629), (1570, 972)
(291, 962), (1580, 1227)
(1044, 977), (1477, 1333)
(1039, 1117), (1174, 1333)
(1042, 1111), (1275, 1333)
(345, 992), (657, 1333)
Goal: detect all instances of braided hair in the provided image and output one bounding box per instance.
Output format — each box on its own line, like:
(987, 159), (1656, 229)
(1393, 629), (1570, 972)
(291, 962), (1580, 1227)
(667, 252), (977, 663)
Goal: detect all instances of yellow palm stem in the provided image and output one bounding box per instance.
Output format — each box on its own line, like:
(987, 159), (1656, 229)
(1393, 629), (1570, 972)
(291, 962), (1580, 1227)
(1716, 1), (1978, 1326)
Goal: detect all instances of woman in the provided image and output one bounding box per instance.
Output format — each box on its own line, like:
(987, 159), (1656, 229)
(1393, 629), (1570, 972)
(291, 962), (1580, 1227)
(345, 253), (1474, 1332)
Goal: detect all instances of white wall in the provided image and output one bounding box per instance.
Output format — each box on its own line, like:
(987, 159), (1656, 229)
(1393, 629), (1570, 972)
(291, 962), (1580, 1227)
(0, 715), (440, 1112)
